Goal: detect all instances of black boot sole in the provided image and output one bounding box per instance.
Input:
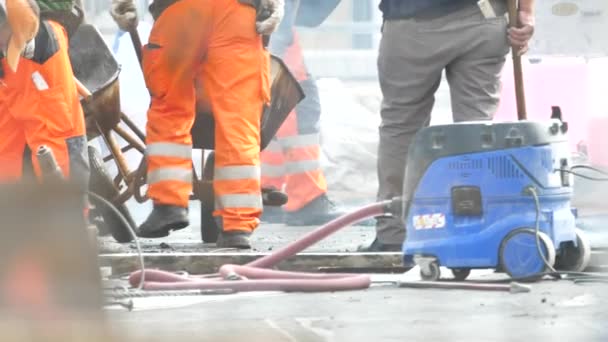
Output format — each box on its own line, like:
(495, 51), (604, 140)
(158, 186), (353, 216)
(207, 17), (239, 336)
(137, 220), (189, 238)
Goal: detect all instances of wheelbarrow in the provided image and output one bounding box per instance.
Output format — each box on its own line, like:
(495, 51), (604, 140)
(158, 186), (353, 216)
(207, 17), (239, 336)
(68, 23), (140, 242)
(69, 23), (304, 243)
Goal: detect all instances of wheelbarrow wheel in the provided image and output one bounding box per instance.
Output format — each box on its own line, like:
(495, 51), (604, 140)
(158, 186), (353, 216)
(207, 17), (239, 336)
(200, 151), (220, 243)
(88, 145), (136, 243)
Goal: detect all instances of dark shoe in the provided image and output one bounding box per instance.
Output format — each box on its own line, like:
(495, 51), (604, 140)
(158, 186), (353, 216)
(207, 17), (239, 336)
(216, 231), (252, 249)
(260, 206), (285, 224)
(136, 204), (189, 238)
(285, 194), (344, 226)
(357, 238), (402, 252)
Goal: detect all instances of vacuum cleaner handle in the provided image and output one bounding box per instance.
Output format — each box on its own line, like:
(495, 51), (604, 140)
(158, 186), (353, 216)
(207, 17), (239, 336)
(507, 0), (527, 121)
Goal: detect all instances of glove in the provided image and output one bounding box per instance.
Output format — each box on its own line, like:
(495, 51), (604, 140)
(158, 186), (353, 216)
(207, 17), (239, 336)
(110, 0), (138, 32)
(256, 0), (284, 35)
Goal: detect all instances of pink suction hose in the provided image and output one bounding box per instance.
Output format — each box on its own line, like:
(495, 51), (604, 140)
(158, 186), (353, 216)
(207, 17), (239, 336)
(128, 200), (398, 293)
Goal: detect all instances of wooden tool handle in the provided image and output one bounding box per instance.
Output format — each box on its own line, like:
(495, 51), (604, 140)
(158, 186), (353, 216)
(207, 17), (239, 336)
(507, 0), (527, 121)
(128, 28), (144, 70)
(73, 76), (92, 99)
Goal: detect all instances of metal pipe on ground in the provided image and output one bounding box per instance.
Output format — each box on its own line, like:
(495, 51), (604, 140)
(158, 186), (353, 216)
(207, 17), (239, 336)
(399, 281), (532, 294)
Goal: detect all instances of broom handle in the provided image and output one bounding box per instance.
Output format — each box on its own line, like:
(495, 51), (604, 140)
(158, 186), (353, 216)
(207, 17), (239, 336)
(507, 0), (527, 120)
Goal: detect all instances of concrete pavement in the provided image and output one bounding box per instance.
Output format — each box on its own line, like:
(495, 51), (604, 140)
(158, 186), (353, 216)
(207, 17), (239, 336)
(106, 272), (608, 342)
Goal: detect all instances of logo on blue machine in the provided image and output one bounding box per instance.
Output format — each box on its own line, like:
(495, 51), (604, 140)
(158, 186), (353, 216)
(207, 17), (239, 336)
(413, 213), (446, 230)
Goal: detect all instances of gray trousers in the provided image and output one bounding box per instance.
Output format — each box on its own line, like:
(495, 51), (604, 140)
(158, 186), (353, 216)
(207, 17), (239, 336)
(376, 3), (510, 244)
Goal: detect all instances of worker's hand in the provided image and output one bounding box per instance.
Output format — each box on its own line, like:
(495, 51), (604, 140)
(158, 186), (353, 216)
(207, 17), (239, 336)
(110, 0), (138, 32)
(256, 0), (284, 35)
(508, 10), (535, 56)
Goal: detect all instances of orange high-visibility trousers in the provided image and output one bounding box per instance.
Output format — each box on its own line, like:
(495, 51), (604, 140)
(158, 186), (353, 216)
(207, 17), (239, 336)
(0, 21), (89, 187)
(144, 0), (270, 233)
(260, 30), (327, 212)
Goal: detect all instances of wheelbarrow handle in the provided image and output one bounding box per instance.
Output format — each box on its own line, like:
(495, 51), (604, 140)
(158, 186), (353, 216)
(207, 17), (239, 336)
(507, 0), (527, 121)
(74, 76), (92, 99)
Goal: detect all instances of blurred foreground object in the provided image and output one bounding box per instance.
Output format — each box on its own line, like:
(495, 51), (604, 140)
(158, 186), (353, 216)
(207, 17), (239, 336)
(0, 181), (113, 340)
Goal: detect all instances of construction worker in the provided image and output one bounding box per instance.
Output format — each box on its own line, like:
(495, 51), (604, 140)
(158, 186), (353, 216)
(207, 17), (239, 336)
(260, 0), (342, 226)
(0, 0), (89, 194)
(110, 0), (284, 248)
(361, 0), (536, 251)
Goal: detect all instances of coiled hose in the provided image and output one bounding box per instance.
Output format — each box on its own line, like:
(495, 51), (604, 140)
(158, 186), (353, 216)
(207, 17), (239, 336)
(126, 199), (400, 293)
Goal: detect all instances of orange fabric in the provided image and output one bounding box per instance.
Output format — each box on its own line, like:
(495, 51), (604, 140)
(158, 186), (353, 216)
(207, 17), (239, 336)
(284, 30), (307, 82)
(144, 0), (269, 232)
(4, 0), (40, 72)
(282, 144), (326, 212)
(261, 111), (327, 211)
(260, 31), (327, 212)
(0, 21), (85, 181)
(260, 147), (286, 189)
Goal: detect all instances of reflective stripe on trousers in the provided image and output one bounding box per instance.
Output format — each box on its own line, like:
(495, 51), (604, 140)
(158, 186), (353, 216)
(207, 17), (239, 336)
(143, 0), (269, 229)
(260, 131), (327, 211)
(146, 142), (193, 207)
(213, 165), (262, 210)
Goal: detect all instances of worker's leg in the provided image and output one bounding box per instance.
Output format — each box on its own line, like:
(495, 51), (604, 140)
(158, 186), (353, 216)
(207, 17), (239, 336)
(260, 130), (288, 224)
(270, 31), (340, 225)
(202, 0), (269, 248)
(138, 0), (211, 237)
(261, 136), (287, 192)
(282, 77), (345, 225)
(445, 5), (509, 122)
(365, 18), (449, 251)
(367, 3), (508, 251)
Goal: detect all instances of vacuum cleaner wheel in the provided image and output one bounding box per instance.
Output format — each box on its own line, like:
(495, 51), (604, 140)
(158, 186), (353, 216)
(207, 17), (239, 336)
(420, 261), (441, 281)
(450, 268), (471, 281)
(554, 228), (592, 272)
(499, 228), (556, 279)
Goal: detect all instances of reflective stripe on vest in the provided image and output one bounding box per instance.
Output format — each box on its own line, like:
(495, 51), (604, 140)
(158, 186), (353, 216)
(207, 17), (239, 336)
(261, 163), (286, 178)
(215, 165), (261, 181)
(148, 167), (192, 184)
(215, 193), (263, 210)
(285, 159), (320, 174)
(279, 133), (320, 149)
(147, 142), (192, 159)
(265, 139), (283, 152)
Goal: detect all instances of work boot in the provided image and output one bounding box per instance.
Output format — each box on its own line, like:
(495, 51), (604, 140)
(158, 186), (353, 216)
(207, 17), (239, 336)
(137, 204), (189, 238)
(285, 194), (344, 226)
(357, 238), (402, 252)
(216, 231), (252, 249)
(260, 206), (285, 224)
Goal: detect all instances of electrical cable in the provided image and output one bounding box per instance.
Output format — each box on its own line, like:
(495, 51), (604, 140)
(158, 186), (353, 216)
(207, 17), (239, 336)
(526, 187), (558, 274)
(571, 164), (608, 175)
(560, 169), (608, 182)
(88, 191), (145, 290)
(556, 164), (608, 181)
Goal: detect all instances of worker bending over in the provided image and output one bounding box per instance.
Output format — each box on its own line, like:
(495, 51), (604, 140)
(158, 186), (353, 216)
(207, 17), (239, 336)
(0, 0), (89, 197)
(110, 0), (284, 249)
(260, 0), (342, 226)
(362, 0), (536, 251)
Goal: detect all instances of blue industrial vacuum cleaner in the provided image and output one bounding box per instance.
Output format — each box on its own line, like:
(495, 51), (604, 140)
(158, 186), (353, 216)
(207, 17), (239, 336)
(401, 110), (592, 281)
